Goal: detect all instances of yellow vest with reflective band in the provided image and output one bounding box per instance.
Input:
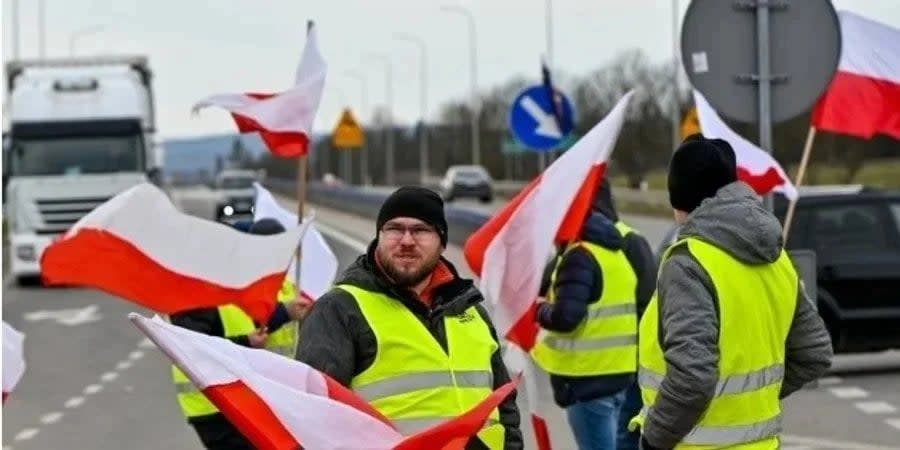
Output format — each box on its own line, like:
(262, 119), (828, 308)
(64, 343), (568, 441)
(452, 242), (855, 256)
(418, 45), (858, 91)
(531, 237), (638, 376)
(337, 284), (505, 450)
(630, 238), (798, 449)
(172, 279), (299, 418)
(614, 220), (636, 238)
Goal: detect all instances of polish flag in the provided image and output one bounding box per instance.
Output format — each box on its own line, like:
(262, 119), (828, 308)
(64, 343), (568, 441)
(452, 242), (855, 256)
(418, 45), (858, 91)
(812, 11), (900, 140)
(252, 182), (338, 301)
(40, 183), (308, 324)
(694, 90), (798, 200)
(3, 321), (25, 403)
(131, 314), (519, 450)
(463, 91), (634, 450)
(192, 23), (327, 158)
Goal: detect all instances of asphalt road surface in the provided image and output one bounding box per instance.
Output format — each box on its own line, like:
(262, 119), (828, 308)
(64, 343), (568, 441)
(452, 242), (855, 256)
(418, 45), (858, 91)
(2, 185), (898, 450)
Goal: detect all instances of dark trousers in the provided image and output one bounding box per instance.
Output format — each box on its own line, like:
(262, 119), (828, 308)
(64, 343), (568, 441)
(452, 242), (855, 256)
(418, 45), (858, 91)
(190, 413), (255, 450)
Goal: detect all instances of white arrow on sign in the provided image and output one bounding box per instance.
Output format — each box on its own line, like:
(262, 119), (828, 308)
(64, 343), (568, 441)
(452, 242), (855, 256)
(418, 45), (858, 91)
(24, 305), (103, 326)
(519, 95), (562, 139)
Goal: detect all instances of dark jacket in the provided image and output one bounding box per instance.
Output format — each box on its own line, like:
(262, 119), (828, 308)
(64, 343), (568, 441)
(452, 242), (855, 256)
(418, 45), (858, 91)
(296, 242), (524, 450)
(536, 212), (636, 407)
(641, 182), (833, 449)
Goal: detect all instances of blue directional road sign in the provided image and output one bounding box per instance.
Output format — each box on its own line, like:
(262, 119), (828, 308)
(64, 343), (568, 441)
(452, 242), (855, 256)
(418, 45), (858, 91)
(508, 85), (575, 151)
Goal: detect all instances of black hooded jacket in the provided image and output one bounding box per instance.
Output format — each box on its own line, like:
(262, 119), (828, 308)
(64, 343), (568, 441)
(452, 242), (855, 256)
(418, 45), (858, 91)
(296, 242), (523, 450)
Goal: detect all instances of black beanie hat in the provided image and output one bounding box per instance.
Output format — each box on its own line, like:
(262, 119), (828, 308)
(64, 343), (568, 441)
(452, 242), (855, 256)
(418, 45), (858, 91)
(376, 186), (448, 246)
(668, 133), (738, 213)
(248, 218), (286, 235)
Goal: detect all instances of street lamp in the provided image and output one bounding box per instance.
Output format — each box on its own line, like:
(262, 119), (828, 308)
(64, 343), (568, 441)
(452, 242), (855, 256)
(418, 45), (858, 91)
(440, 5), (480, 166)
(393, 33), (429, 186)
(69, 25), (106, 56)
(364, 53), (395, 186)
(345, 70), (370, 186)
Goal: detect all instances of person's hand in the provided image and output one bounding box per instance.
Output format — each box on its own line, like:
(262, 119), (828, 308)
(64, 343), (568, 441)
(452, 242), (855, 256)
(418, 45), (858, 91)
(286, 298), (313, 321)
(248, 327), (268, 348)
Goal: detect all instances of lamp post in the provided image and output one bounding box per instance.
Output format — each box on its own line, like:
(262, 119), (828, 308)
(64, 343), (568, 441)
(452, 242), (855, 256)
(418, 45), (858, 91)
(394, 33), (429, 185)
(441, 5), (480, 166)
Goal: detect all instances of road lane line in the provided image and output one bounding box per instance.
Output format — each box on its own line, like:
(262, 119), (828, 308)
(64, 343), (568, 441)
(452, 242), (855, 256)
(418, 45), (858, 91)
(64, 396), (85, 408)
(116, 360), (132, 371)
(885, 418), (900, 431)
(13, 429), (39, 442)
(39, 412), (63, 425)
(817, 376), (843, 386)
(100, 371), (119, 383)
(83, 384), (103, 395)
(128, 350), (144, 361)
(855, 401), (898, 415)
(829, 386), (870, 399)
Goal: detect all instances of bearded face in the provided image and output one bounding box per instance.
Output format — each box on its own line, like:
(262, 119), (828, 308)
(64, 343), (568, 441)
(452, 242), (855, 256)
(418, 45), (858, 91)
(376, 217), (443, 287)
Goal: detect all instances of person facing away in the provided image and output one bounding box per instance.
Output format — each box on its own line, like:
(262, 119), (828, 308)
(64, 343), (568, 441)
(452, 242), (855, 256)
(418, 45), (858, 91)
(169, 218), (311, 450)
(632, 134), (833, 450)
(296, 186), (523, 450)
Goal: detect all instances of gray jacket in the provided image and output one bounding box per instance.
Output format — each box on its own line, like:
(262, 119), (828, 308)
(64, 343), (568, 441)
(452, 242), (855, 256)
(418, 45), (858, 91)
(642, 182), (833, 449)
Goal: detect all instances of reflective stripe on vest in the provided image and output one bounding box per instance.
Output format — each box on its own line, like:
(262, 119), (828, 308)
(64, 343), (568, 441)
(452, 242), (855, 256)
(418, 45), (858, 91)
(632, 238), (798, 449)
(338, 284), (505, 450)
(171, 279), (299, 419)
(531, 240), (638, 377)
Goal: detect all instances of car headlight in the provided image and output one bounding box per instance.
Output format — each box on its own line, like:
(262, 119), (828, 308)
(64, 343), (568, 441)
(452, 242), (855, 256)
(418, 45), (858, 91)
(223, 205), (234, 216)
(16, 245), (36, 262)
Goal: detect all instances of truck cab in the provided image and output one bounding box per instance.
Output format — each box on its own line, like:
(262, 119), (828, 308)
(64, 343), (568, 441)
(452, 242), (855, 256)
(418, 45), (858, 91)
(3, 56), (158, 285)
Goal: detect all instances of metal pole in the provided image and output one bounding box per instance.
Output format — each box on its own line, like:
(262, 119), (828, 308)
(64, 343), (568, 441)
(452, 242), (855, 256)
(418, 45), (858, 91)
(37, 0), (46, 58)
(366, 54), (395, 186)
(442, 6), (480, 166)
(345, 70), (369, 186)
(756, 3), (773, 211)
(671, 0), (681, 151)
(394, 34), (429, 186)
(10, 0), (20, 60)
(539, 0), (553, 171)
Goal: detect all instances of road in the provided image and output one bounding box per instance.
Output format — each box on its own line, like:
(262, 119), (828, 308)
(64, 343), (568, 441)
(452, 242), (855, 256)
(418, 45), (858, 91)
(2, 185), (898, 450)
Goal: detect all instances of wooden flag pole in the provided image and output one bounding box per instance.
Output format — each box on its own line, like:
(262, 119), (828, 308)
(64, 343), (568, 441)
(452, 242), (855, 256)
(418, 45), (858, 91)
(782, 126), (817, 241)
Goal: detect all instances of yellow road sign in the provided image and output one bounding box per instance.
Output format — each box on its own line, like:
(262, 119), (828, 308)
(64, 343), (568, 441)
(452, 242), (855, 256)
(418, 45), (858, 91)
(331, 108), (364, 149)
(681, 106), (702, 141)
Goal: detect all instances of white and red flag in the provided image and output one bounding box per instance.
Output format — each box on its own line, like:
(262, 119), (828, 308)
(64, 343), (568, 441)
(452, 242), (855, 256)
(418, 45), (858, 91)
(694, 90), (798, 199)
(812, 11), (900, 140)
(252, 182), (338, 301)
(41, 183), (308, 323)
(3, 321), (25, 403)
(463, 91), (634, 450)
(192, 24), (327, 157)
(130, 314), (518, 450)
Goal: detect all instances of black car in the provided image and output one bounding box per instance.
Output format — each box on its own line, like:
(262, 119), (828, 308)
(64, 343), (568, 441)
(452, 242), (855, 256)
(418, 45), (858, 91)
(439, 165), (493, 203)
(656, 186), (900, 354)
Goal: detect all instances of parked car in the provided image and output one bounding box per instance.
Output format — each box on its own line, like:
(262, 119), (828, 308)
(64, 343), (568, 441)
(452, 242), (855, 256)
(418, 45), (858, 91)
(655, 185), (900, 354)
(439, 165), (493, 203)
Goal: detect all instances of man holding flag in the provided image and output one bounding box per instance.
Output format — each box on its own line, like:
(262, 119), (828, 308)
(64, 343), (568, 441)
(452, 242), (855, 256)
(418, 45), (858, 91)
(170, 218), (311, 450)
(297, 187), (523, 450)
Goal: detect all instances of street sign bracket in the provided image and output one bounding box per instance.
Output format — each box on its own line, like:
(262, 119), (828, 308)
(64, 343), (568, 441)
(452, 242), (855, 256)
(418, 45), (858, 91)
(733, 73), (790, 84)
(732, 0), (788, 11)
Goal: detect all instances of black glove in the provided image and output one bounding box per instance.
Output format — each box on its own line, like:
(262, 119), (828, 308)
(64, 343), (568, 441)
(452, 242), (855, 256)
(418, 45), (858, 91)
(640, 436), (662, 450)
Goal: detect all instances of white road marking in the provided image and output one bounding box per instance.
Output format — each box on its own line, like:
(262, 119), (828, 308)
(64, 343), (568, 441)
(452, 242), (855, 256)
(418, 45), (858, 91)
(13, 428), (39, 441)
(782, 434), (899, 449)
(829, 386), (869, 399)
(129, 350), (144, 361)
(116, 360), (132, 371)
(100, 371), (119, 383)
(39, 411), (64, 425)
(23, 304), (102, 326)
(885, 418), (900, 431)
(64, 396), (85, 408)
(83, 384), (103, 395)
(315, 221), (368, 253)
(138, 337), (155, 349)
(817, 376), (842, 386)
(855, 401), (898, 415)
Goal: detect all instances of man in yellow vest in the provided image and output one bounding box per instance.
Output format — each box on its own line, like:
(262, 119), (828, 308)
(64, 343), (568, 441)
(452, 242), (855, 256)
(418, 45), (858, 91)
(633, 135), (833, 450)
(297, 186), (523, 450)
(532, 177), (657, 450)
(170, 218), (311, 449)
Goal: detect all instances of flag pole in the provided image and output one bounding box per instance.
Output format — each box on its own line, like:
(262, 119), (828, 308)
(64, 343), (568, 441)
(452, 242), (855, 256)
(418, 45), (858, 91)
(782, 126), (817, 241)
(294, 20), (315, 290)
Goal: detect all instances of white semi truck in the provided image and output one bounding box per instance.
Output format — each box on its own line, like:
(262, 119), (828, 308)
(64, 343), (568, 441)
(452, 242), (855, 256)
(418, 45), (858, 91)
(3, 56), (160, 285)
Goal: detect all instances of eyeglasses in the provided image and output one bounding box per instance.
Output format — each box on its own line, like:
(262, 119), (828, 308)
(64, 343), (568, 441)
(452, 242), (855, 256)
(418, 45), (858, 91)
(380, 223), (437, 241)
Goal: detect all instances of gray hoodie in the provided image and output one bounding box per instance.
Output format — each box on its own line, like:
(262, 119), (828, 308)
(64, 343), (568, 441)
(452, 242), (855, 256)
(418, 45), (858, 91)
(642, 182), (834, 449)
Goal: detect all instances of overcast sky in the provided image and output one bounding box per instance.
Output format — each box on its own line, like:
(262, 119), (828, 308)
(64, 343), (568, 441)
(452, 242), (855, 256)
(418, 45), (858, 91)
(3, 0), (899, 138)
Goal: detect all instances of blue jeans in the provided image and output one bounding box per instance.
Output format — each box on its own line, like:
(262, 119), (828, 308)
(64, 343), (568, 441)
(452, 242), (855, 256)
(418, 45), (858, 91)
(565, 390), (626, 450)
(616, 382), (644, 450)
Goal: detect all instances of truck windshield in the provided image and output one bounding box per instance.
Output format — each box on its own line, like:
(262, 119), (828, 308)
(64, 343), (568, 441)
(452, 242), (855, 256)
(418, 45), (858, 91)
(220, 177), (255, 189)
(9, 134), (144, 176)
